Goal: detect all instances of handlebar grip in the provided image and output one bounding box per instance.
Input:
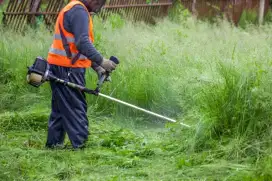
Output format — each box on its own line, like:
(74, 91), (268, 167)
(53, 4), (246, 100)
(110, 56), (120, 64)
(96, 56), (119, 92)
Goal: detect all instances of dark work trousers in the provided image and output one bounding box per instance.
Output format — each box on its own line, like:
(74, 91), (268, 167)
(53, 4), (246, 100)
(45, 64), (89, 149)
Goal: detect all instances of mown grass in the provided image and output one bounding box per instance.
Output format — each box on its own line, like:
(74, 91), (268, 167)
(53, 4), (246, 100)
(0, 9), (272, 180)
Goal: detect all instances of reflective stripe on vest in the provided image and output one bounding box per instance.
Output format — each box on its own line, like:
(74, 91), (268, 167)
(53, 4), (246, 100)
(49, 48), (88, 60)
(54, 34), (75, 43)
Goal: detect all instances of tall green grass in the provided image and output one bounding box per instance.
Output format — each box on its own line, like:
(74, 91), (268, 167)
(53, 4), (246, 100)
(0, 11), (272, 180)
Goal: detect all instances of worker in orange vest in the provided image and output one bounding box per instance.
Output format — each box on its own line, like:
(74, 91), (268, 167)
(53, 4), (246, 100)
(45, 0), (117, 149)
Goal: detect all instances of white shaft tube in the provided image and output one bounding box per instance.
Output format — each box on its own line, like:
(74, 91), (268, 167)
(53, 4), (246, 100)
(98, 93), (191, 128)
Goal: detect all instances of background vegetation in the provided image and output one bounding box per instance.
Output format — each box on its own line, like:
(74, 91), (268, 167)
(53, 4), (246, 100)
(0, 2), (272, 181)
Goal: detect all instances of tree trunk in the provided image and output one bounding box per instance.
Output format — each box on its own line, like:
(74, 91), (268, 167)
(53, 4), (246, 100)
(259, 0), (265, 24)
(192, 0), (198, 17)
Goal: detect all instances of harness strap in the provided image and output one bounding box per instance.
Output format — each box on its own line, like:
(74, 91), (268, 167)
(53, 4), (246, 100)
(59, 23), (81, 65)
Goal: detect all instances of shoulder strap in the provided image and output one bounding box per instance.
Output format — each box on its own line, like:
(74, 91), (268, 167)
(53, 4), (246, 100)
(58, 23), (80, 65)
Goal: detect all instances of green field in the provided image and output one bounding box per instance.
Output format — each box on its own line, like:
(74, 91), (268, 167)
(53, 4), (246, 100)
(0, 11), (272, 181)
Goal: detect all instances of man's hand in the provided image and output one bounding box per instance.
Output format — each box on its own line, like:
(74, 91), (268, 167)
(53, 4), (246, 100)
(100, 58), (117, 72)
(93, 66), (106, 80)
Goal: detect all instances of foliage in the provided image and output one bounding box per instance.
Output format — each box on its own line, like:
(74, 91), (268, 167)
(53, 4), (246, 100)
(264, 9), (272, 24)
(0, 12), (271, 180)
(168, 0), (191, 23)
(238, 10), (258, 28)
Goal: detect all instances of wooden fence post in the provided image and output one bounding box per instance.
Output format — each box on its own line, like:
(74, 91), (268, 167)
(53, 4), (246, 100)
(259, 0), (265, 24)
(192, 0), (198, 17)
(28, 0), (42, 24)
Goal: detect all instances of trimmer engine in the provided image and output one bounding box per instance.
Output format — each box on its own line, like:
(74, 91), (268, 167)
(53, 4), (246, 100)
(26, 57), (50, 87)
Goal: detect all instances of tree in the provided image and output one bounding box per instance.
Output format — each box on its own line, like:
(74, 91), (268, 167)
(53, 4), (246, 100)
(192, 0), (198, 17)
(259, 0), (265, 24)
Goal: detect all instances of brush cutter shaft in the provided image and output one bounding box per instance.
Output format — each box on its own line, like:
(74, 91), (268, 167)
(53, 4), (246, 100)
(98, 93), (176, 123)
(49, 75), (98, 95)
(48, 75), (190, 127)
(27, 57), (190, 127)
(98, 93), (191, 128)
(49, 75), (190, 127)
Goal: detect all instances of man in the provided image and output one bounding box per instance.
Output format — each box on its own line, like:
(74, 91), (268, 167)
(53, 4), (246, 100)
(45, 0), (117, 149)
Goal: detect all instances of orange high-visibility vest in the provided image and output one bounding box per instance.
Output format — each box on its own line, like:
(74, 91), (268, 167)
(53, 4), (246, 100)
(47, 0), (94, 68)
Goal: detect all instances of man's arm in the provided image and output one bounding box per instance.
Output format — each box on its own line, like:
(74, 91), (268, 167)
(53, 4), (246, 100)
(64, 5), (103, 66)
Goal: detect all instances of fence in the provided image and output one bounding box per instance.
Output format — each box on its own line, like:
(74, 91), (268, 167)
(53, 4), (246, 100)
(2, 0), (173, 31)
(2, 0), (271, 31)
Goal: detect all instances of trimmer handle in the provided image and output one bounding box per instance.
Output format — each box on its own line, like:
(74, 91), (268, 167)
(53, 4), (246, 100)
(109, 56), (120, 65)
(96, 56), (120, 93)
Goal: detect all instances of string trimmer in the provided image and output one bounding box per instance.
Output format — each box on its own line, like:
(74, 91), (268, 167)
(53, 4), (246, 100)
(26, 56), (190, 128)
